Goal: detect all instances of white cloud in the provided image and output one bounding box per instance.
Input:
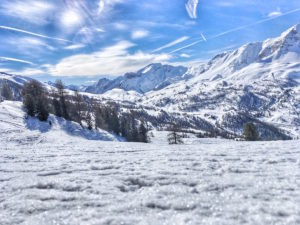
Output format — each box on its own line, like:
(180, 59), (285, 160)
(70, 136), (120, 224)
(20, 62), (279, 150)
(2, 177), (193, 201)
(131, 30), (149, 39)
(185, 0), (199, 19)
(113, 22), (129, 31)
(97, 0), (124, 16)
(64, 44), (86, 50)
(268, 8), (282, 17)
(0, 0), (55, 25)
(0, 57), (34, 65)
(47, 41), (172, 76)
(4, 37), (55, 57)
(19, 68), (45, 76)
(180, 53), (191, 58)
(153, 36), (189, 53)
(18, 37), (55, 51)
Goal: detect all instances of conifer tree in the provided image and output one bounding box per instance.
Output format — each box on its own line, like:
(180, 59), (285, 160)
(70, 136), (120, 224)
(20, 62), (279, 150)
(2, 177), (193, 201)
(243, 122), (260, 141)
(1, 81), (13, 100)
(55, 80), (69, 120)
(22, 80), (49, 121)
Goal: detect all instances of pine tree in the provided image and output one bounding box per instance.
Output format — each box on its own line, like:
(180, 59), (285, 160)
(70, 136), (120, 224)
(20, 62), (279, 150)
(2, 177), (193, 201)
(36, 97), (49, 121)
(52, 98), (62, 117)
(22, 80), (49, 121)
(138, 121), (149, 143)
(72, 90), (84, 125)
(167, 123), (183, 144)
(23, 94), (35, 117)
(94, 106), (108, 130)
(55, 80), (69, 120)
(108, 107), (120, 134)
(1, 81), (13, 100)
(85, 112), (93, 130)
(243, 122), (260, 141)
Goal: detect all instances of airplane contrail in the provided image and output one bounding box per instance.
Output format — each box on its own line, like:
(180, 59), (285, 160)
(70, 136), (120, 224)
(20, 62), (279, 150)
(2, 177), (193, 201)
(201, 33), (207, 42)
(170, 7), (300, 53)
(0, 25), (72, 43)
(152, 36), (189, 53)
(0, 57), (34, 65)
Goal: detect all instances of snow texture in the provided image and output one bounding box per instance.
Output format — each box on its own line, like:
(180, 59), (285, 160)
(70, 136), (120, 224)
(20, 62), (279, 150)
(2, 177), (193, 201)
(1, 101), (300, 224)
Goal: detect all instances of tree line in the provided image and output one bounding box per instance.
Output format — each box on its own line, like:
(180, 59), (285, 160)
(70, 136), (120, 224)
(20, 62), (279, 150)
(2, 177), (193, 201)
(2, 79), (263, 143)
(22, 80), (149, 143)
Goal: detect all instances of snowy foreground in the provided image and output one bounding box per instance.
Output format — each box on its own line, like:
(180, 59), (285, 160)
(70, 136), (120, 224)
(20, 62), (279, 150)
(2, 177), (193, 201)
(1, 101), (300, 225)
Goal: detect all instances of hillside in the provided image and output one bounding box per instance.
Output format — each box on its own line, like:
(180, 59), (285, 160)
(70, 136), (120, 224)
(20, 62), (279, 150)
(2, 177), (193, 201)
(0, 101), (118, 146)
(1, 116), (300, 224)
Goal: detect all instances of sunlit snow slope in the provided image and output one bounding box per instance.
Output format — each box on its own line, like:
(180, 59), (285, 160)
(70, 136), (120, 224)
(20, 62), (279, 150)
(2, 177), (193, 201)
(0, 102), (300, 224)
(0, 101), (118, 145)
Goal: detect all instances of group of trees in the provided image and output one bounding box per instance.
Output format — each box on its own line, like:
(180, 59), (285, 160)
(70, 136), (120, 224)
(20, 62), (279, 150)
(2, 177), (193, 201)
(22, 80), (49, 121)
(21, 79), (262, 143)
(22, 80), (150, 143)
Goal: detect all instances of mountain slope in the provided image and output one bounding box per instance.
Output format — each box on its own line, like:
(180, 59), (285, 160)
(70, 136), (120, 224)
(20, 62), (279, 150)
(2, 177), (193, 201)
(0, 72), (33, 100)
(93, 24), (300, 139)
(187, 24), (300, 83)
(0, 101), (119, 145)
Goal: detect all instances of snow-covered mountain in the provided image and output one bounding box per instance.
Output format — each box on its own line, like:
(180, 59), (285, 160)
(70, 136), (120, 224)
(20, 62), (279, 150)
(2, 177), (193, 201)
(187, 24), (300, 83)
(1, 24), (299, 140)
(85, 63), (188, 94)
(93, 24), (300, 139)
(84, 24), (300, 96)
(0, 72), (33, 100)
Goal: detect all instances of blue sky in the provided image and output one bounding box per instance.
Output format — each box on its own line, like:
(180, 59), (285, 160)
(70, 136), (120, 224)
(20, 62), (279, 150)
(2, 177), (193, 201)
(0, 0), (300, 84)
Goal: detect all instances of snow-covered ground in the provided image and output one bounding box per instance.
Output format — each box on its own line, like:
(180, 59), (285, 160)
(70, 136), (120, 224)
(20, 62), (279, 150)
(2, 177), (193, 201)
(1, 101), (300, 225)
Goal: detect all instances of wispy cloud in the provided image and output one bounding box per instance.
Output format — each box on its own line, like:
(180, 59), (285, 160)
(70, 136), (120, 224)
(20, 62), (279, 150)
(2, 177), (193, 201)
(185, 0), (199, 19)
(0, 26), (71, 43)
(0, 0), (55, 25)
(0, 57), (34, 65)
(180, 53), (191, 58)
(47, 41), (172, 76)
(153, 36), (190, 53)
(131, 29), (149, 39)
(268, 8), (282, 17)
(64, 44), (86, 50)
(6, 37), (56, 56)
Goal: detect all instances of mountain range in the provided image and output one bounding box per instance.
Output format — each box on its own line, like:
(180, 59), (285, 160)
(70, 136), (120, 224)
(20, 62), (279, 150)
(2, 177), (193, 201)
(1, 24), (300, 140)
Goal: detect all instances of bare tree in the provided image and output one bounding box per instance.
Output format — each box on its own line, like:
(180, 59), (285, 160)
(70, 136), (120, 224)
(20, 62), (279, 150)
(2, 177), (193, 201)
(167, 123), (184, 144)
